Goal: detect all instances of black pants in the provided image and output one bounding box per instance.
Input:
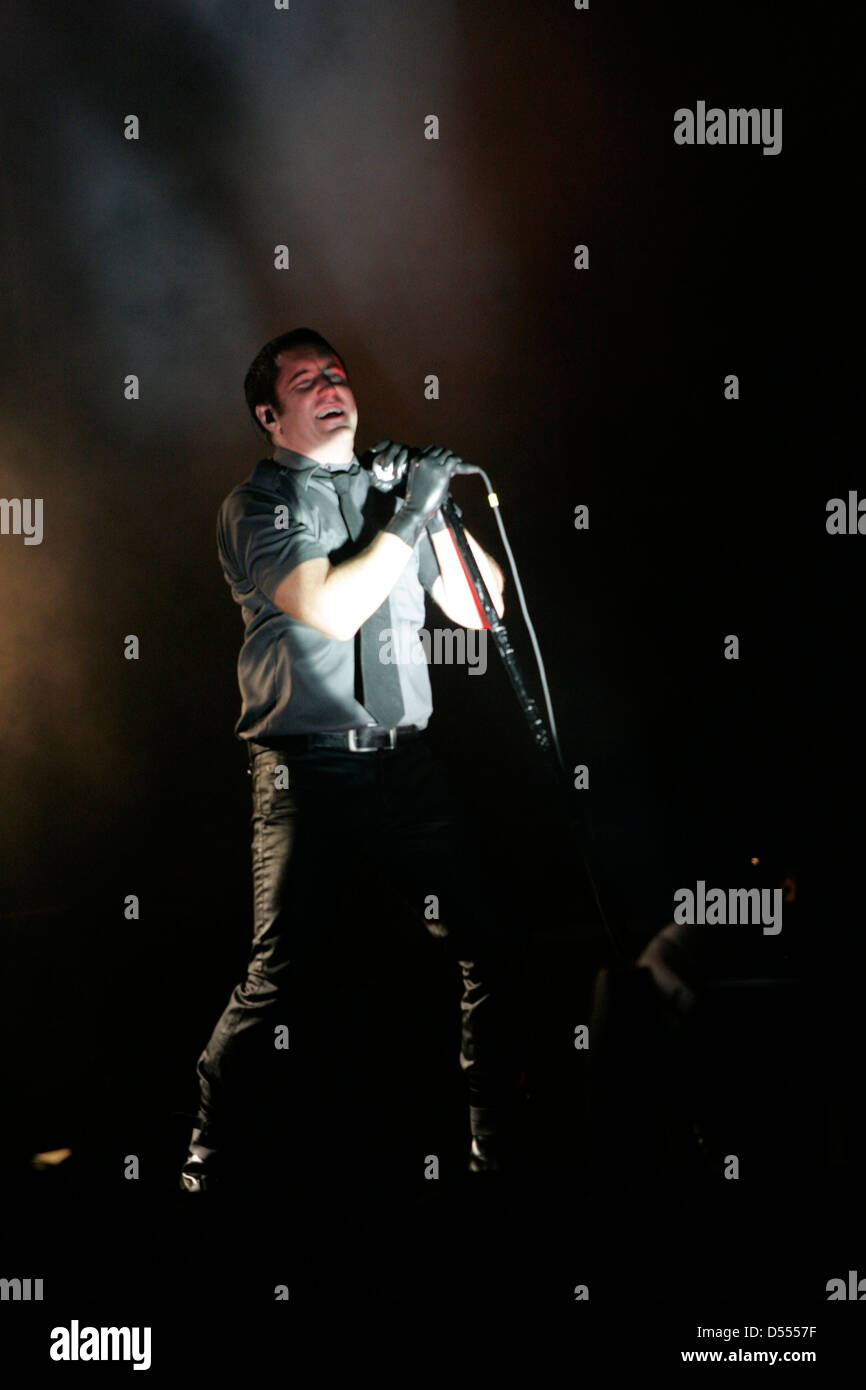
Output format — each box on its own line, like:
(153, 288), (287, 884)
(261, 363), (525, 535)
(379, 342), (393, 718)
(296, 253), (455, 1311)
(190, 735), (519, 1156)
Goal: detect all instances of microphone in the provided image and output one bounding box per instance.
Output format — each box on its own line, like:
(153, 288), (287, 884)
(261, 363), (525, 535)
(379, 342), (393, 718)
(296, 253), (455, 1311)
(360, 446), (480, 494)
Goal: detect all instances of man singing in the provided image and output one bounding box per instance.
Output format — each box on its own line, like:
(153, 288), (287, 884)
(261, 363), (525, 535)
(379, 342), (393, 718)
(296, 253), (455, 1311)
(180, 327), (519, 1193)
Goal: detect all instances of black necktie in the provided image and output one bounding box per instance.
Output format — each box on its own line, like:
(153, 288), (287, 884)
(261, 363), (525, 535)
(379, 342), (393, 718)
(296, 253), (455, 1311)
(330, 467), (405, 728)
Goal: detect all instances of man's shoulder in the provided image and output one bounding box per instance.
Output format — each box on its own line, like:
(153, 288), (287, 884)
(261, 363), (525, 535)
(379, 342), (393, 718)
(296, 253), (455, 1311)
(218, 458), (317, 527)
(219, 458), (281, 513)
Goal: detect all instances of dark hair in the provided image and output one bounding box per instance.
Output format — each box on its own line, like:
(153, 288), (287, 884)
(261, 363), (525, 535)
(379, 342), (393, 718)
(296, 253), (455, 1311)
(243, 328), (345, 435)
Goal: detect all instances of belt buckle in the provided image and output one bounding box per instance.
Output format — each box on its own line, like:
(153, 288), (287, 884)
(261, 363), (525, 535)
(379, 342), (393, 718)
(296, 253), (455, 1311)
(347, 727), (378, 753)
(347, 726), (397, 752)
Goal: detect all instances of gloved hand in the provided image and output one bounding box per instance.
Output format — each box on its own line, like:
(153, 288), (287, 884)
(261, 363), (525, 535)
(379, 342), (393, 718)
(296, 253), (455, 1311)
(364, 439), (412, 493)
(384, 445), (464, 548)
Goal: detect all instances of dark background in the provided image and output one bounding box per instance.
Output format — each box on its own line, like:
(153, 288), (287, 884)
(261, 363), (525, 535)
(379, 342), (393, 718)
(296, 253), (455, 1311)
(1, 0), (861, 1358)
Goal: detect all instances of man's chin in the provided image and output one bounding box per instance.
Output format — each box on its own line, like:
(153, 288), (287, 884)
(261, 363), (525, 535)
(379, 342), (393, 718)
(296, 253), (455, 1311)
(313, 419), (353, 444)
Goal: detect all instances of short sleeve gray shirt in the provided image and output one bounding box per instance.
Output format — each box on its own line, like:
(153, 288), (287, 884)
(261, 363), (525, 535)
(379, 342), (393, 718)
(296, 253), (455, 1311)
(217, 446), (442, 740)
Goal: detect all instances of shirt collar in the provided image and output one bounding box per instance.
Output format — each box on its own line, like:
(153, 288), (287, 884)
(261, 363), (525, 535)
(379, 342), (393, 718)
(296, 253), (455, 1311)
(273, 445), (360, 490)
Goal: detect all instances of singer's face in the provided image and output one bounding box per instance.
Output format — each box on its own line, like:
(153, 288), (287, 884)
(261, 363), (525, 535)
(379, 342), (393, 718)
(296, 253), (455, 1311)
(269, 347), (358, 464)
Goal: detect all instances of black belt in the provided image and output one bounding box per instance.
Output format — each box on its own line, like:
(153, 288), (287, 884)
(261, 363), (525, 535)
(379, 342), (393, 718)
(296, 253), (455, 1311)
(247, 725), (423, 757)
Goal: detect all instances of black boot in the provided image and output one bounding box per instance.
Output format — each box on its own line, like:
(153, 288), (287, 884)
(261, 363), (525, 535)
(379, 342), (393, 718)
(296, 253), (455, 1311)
(468, 1104), (517, 1175)
(179, 1124), (225, 1195)
(468, 1134), (508, 1174)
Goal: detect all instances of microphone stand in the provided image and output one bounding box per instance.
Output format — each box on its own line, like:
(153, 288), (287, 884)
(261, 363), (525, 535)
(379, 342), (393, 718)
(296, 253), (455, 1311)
(363, 448), (562, 786)
(439, 495), (562, 788)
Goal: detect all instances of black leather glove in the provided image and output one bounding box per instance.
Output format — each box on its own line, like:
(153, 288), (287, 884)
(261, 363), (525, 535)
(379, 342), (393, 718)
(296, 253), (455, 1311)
(363, 439), (412, 493)
(384, 445), (464, 548)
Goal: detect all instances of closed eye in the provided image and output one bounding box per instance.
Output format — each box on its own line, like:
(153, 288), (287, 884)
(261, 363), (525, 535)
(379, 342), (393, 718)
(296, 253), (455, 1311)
(294, 368), (347, 392)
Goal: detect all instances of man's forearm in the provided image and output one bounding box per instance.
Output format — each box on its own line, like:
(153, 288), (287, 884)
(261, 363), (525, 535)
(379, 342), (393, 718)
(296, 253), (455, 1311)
(430, 527), (505, 627)
(319, 530), (414, 641)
